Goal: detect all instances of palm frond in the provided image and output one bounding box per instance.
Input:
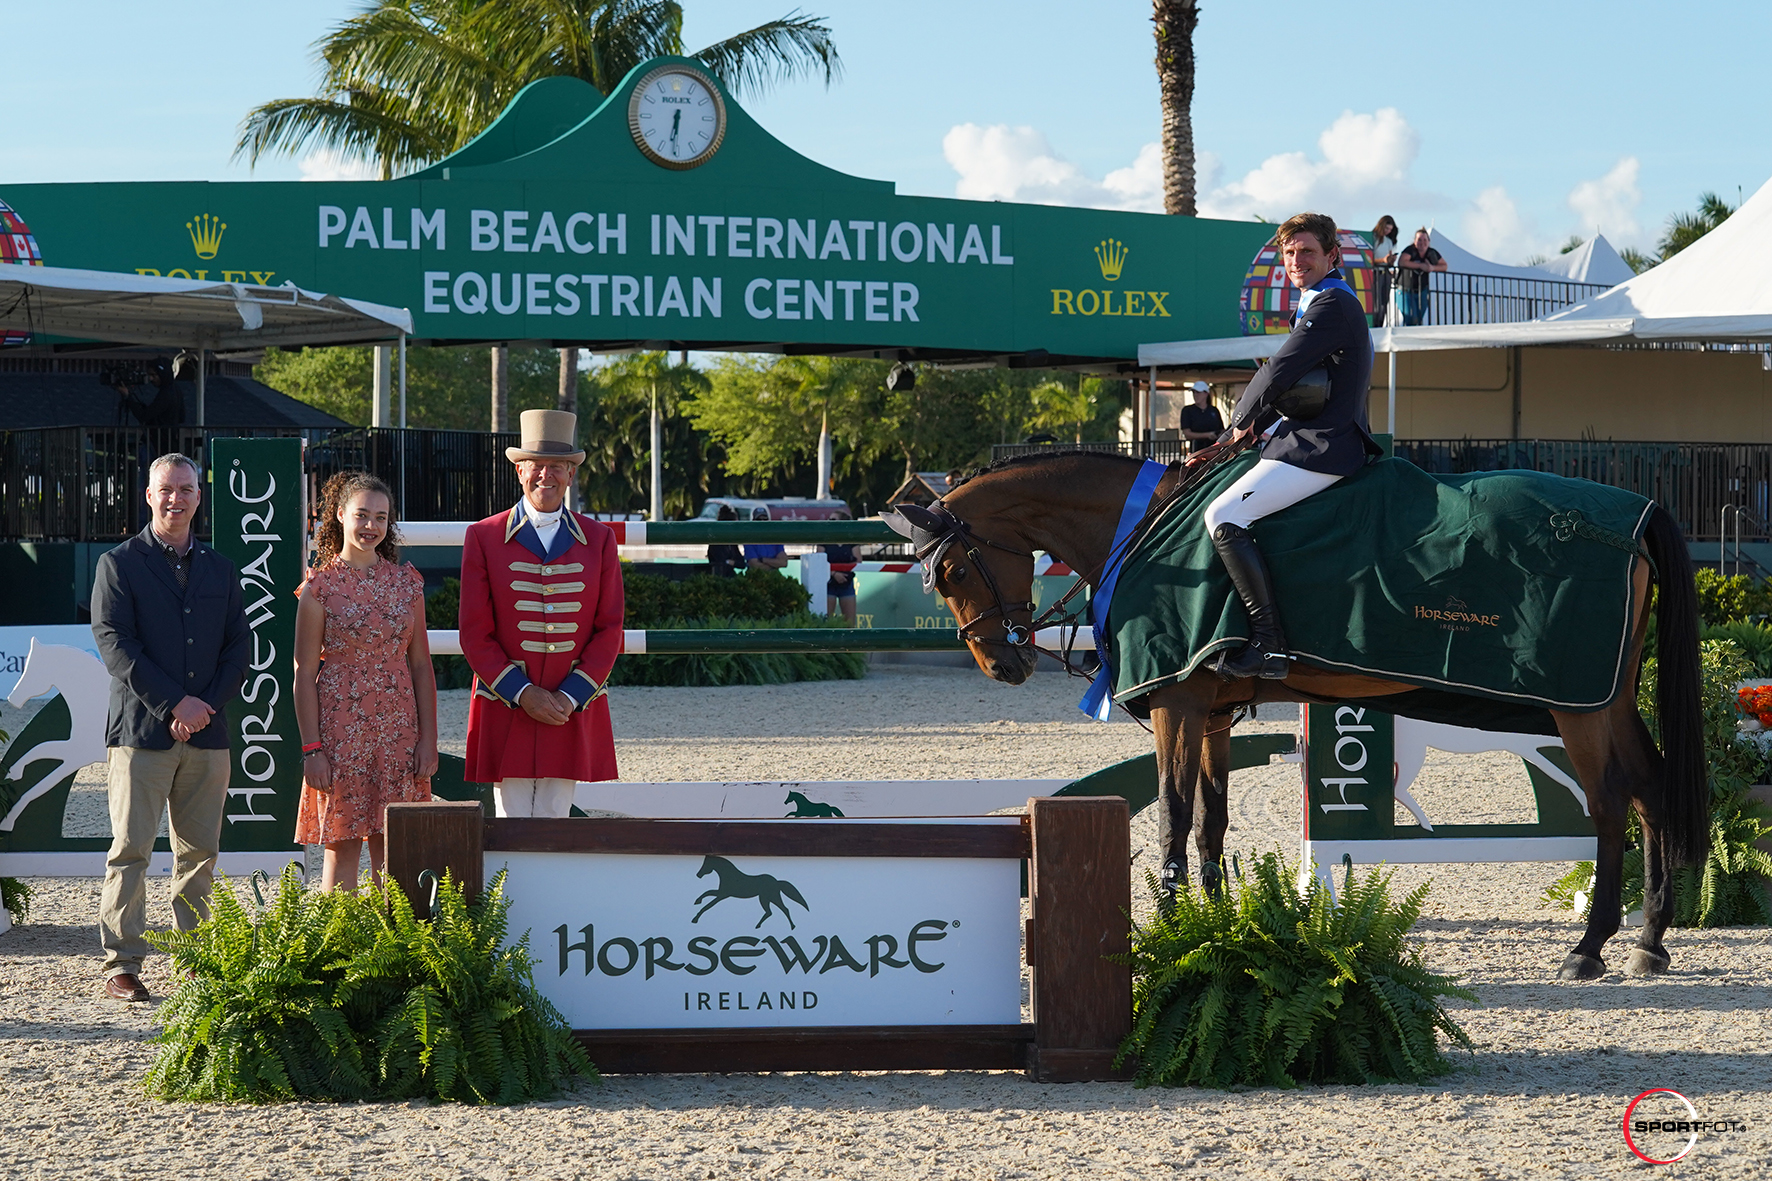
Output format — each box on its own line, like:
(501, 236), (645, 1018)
(693, 10), (842, 100)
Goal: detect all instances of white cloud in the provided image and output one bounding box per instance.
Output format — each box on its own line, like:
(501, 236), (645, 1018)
(1568, 156), (1641, 243)
(941, 123), (1163, 212)
(1461, 185), (1537, 262)
(1197, 108), (1428, 221)
(297, 149), (380, 182)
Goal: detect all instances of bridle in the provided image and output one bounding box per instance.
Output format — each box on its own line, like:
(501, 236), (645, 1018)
(892, 501), (1038, 648)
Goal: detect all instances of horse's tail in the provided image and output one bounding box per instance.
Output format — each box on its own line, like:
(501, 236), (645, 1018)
(1644, 503), (1709, 868)
(780, 881), (810, 910)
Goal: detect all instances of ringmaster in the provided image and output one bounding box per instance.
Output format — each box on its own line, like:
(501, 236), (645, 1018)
(90, 452), (248, 1002)
(460, 410), (624, 817)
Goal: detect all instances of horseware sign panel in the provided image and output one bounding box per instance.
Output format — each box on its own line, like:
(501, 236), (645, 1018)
(495, 844), (1022, 1029)
(0, 58), (1271, 361)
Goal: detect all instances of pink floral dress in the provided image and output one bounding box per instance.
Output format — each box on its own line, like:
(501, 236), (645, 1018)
(295, 558), (432, 844)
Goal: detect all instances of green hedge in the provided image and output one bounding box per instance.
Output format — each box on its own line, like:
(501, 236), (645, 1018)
(425, 567), (861, 690)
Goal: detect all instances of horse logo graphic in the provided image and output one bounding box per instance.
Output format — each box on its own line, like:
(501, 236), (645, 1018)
(783, 789), (844, 818)
(3, 640), (110, 832)
(692, 855), (810, 929)
(1445, 595), (1469, 611)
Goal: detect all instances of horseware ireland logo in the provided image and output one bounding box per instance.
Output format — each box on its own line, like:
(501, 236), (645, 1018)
(187, 213), (226, 259)
(1094, 238), (1127, 281)
(693, 855), (810, 929)
(784, 789), (844, 818)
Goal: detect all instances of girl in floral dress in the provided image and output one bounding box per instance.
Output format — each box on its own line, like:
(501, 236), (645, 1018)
(293, 472), (438, 891)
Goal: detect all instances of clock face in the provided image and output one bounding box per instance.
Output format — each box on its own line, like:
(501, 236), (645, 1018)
(628, 67), (726, 170)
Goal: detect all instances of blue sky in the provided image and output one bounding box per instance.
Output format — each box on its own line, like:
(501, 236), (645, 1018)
(5, 1), (1766, 263)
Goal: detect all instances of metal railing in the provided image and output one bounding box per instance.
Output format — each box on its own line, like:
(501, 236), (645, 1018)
(1378, 267), (1611, 327)
(0, 425), (520, 542)
(1395, 439), (1772, 543)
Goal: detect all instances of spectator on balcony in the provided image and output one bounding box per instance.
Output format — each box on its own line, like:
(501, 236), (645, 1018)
(1396, 227), (1447, 326)
(1369, 215), (1400, 327)
(1179, 383), (1225, 454)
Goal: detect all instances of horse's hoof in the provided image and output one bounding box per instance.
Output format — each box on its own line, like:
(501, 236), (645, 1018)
(1558, 953), (1607, 981)
(1626, 948), (1671, 976)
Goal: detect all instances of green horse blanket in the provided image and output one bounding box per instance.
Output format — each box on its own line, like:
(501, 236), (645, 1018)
(1105, 454), (1654, 731)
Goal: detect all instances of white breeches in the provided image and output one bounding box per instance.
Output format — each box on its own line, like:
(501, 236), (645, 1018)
(494, 777), (578, 818)
(1202, 459), (1343, 533)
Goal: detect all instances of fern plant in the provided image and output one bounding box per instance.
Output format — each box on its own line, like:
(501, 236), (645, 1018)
(1, 876), (32, 924)
(145, 867), (594, 1104)
(1116, 852), (1474, 1089)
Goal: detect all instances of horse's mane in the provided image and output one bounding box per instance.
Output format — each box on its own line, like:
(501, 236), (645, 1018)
(959, 448), (1148, 486)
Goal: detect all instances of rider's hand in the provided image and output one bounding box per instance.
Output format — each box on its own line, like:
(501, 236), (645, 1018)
(1227, 425), (1256, 448)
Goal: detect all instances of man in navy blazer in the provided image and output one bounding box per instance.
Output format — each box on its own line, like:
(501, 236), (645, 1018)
(1199, 211), (1380, 680)
(89, 452), (248, 1001)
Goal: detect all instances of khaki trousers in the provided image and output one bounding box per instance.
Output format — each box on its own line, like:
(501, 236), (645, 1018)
(100, 744), (230, 976)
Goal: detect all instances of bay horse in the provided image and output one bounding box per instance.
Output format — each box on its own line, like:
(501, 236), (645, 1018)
(895, 449), (1705, 981)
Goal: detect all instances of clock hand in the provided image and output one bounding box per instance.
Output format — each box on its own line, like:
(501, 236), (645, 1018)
(670, 109), (681, 150)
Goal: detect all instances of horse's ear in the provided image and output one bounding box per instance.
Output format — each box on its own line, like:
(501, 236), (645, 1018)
(892, 503), (945, 534)
(881, 509), (915, 539)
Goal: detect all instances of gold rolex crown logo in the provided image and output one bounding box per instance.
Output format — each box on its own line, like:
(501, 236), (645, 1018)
(1094, 238), (1128, 282)
(186, 213), (226, 260)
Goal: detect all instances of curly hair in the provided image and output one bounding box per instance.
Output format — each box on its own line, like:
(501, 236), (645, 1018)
(313, 471), (400, 567)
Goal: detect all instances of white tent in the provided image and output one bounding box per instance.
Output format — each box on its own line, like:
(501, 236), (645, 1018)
(1141, 177), (1772, 366)
(1534, 234), (1637, 287)
(0, 264), (412, 350)
(1416, 232), (1566, 282)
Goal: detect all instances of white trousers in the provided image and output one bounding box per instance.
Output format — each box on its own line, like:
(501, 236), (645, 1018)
(1203, 458), (1342, 533)
(494, 777), (578, 818)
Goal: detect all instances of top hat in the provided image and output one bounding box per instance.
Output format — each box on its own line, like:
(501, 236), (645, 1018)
(505, 409), (586, 464)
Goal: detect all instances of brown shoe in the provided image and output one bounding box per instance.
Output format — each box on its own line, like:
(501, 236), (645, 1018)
(104, 972), (150, 1002)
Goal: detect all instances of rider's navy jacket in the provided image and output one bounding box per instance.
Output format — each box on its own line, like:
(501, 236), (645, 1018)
(1227, 267), (1381, 476)
(90, 526), (249, 750)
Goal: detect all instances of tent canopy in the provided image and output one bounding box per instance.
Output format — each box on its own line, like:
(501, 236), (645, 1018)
(1534, 234), (1637, 286)
(0, 265), (413, 351)
(1141, 178), (1772, 365)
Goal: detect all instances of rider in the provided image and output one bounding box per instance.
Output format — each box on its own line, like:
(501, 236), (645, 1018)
(1201, 211), (1380, 679)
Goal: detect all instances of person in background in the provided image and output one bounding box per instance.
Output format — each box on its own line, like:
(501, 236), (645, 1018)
(744, 506), (788, 572)
(1368, 215), (1400, 327)
(706, 503), (743, 577)
(819, 541), (860, 623)
(1178, 383), (1226, 454)
(1396, 226), (1447, 327)
(89, 453), (248, 1002)
(459, 410), (623, 819)
(293, 471), (436, 892)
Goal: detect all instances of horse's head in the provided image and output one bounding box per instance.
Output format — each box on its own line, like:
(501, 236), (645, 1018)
(696, 855), (718, 878)
(887, 485), (1040, 686)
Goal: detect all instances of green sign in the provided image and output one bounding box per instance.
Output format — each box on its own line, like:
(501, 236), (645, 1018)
(209, 438), (304, 852)
(1302, 703), (1395, 843)
(0, 60), (1270, 360)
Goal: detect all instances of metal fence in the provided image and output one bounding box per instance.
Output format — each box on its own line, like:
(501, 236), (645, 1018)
(0, 425), (519, 542)
(991, 438), (1772, 545)
(1379, 267), (1611, 326)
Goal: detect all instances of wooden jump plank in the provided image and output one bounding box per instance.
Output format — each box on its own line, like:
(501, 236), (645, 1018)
(384, 800), (485, 918)
(484, 818), (1032, 859)
(576, 1024), (1035, 1074)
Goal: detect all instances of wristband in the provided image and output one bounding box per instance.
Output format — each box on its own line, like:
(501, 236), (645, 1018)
(302, 741), (323, 754)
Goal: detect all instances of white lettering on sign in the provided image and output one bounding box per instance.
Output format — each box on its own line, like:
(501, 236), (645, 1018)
(497, 848), (1021, 1029)
(1319, 705), (1373, 813)
(226, 462), (283, 824)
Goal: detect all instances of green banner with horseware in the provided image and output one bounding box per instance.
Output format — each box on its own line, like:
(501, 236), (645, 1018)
(210, 438), (305, 853)
(1105, 453), (1655, 732)
(0, 59), (1272, 362)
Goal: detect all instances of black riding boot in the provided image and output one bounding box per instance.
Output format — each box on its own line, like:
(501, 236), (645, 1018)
(1209, 523), (1290, 680)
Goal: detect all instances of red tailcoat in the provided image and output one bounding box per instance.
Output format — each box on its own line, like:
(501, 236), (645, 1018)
(460, 505), (622, 783)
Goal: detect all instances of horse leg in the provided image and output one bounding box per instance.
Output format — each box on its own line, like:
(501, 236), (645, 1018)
(1195, 719), (1233, 897)
(691, 897), (722, 923)
(1552, 709), (1634, 980)
(1150, 682), (1211, 902)
(1626, 708), (1675, 974)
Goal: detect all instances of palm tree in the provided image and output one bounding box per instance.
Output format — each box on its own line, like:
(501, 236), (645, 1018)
(236, 1), (840, 178)
(1152, 0), (1201, 217)
(1657, 191), (1736, 261)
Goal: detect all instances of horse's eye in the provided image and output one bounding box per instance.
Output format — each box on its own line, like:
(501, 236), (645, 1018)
(949, 564), (968, 583)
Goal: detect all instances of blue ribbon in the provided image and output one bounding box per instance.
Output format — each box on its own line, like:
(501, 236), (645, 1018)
(1078, 459), (1169, 720)
(1312, 270), (1357, 300)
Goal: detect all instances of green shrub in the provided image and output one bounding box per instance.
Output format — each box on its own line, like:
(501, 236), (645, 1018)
(623, 567), (808, 626)
(1116, 853), (1474, 1089)
(1, 877), (31, 924)
(144, 867), (594, 1104)
(1702, 621), (1772, 677)
(1545, 639), (1772, 926)
(1694, 568), (1772, 626)
(610, 613), (868, 687)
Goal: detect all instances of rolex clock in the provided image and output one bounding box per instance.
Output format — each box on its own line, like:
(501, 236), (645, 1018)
(628, 65), (727, 170)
